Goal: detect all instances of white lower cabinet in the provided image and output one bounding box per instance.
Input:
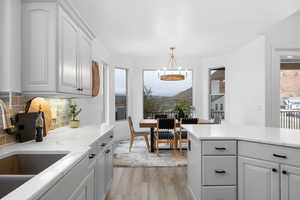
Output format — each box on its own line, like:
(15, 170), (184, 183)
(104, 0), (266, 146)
(238, 157), (279, 200)
(104, 146), (113, 191)
(281, 165), (300, 200)
(238, 142), (300, 200)
(188, 139), (300, 200)
(39, 131), (114, 200)
(69, 168), (95, 200)
(202, 186), (236, 200)
(95, 151), (106, 200)
(187, 136), (202, 200)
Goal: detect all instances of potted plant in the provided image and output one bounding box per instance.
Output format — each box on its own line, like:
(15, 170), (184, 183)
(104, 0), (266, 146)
(69, 103), (82, 128)
(172, 100), (195, 120)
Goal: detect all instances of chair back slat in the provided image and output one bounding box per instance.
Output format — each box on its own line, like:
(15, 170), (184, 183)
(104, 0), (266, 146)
(181, 118), (198, 124)
(154, 114), (168, 119)
(128, 116), (135, 134)
(158, 118), (175, 130)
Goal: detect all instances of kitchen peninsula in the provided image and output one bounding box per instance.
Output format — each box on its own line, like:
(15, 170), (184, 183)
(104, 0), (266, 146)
(185, 124), (300, 200)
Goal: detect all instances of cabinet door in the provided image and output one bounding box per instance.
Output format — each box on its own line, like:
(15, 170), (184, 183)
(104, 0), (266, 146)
(22, 2), (56, 92)
(68, 169), (95, 200)
(281, 165), (300, 200)
(106, 147), (113, 191)
(58, 7), (79, 94)
(95, 152), (106, 200)
(104, 147), (113, 192)
(238, 157), (279, 200)
(78, 32), (92, 95)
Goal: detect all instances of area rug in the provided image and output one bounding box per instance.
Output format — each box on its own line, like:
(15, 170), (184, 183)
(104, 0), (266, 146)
(113, 139), (187, 167)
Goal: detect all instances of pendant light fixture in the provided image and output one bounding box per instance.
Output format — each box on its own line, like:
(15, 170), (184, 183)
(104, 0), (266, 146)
(159, 47), (186, 81)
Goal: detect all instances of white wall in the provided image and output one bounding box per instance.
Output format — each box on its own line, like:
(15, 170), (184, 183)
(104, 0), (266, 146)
(201, 36), (266, 126)
(0, 0), (21, 92)
(264, 10), (300, 127)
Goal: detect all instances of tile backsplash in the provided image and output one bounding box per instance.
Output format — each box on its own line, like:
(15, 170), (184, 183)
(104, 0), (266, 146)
(0, 92), (71, 145)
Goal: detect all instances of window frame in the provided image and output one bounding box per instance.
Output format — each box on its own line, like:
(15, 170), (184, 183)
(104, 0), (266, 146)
(115, 67), (128, 121)
(142, 69), (194, 119)
(208, 67), (225, 120)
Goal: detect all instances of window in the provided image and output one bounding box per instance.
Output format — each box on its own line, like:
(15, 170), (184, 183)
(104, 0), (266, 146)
(115, 68), (127, 121)
(143, 70), (193, 118)
(209, 68), (225, 122)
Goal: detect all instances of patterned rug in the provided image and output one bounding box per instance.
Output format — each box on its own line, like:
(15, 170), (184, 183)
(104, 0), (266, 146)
(113, 139), (187, 167)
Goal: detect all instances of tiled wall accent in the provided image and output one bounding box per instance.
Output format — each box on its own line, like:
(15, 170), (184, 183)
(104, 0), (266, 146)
(0, 92), (71, 145)
(43, 98), (71, 129)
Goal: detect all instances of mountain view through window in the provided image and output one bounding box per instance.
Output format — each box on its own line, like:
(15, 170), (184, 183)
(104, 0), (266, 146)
(143, 70), (193, 118)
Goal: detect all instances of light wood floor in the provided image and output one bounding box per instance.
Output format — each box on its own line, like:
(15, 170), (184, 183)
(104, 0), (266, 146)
(106, 167), (193, 200)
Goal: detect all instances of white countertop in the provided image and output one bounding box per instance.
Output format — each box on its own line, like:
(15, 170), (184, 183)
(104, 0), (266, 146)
(183, 124), (300, 148)
(1, 124), (114, 200)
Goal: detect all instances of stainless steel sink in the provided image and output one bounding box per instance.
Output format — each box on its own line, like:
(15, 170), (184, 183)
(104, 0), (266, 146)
(0, 153), (67, 198)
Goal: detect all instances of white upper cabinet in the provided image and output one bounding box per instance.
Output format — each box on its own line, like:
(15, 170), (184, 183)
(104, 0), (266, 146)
(58, 6), (79, 94)
(78, 31), (92, 95)
(22, 2), (57, 92)
(22, 0), (94, 96)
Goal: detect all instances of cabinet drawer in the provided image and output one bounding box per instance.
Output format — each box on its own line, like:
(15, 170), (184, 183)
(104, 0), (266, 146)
(98, 131), (113, 147)
(239, 141), (300, 166)
(202, 156), (236, 186)
(202, 140), (236, 155)
(202, 186), (236, 200)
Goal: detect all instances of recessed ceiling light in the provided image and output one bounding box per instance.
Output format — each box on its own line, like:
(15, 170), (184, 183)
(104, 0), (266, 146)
(287, 55), (293, 59)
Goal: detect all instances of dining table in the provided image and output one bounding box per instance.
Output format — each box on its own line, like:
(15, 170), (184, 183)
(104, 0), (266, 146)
(139, 119), (218, 152)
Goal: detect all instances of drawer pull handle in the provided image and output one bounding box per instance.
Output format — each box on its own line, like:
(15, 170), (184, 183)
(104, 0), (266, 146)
(101, 143), (107, 147)
(89, 154), (96, 159)
(272, 168), (277, 172)
(215, 147), (226, 150)
(215, 170), (226, 174)
(273, 154), (287, 159)
(282, 170), (288, 175)
(105, 149), (111, 154)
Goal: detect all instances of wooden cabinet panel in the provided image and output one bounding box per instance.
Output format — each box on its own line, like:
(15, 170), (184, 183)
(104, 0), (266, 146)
(238, 156), (279, 200)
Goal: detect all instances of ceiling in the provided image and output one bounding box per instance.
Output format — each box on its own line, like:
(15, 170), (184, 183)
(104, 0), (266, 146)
(72, 0), (300, 57)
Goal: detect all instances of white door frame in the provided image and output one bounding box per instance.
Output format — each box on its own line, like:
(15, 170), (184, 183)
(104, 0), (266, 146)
(266, 46), (300, 127)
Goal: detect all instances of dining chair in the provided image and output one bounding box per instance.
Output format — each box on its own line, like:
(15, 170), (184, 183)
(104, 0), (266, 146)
(154, 114), (168, 119)
(155, 118), (177, 156)
(128, 116), (150, 152)
(178, 118), (199, 152)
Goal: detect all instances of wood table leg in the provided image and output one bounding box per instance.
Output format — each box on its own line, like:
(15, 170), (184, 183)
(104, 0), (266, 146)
(150, 127), (155, 152)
